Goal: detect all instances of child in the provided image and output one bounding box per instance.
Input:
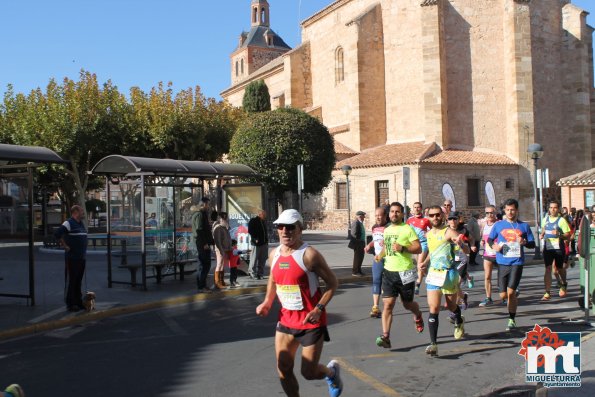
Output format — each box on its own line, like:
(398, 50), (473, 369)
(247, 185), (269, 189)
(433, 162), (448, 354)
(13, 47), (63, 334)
(228, 239), (240, 287)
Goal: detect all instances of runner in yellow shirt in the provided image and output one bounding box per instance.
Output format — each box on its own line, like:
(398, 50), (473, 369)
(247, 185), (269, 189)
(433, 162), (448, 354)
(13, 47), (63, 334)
(374, 202), (424, 349)
(539, 200), (572, 300)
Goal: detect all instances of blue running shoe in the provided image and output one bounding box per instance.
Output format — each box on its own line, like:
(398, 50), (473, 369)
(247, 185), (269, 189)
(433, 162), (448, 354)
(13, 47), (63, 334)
(326, 360), (343, 397)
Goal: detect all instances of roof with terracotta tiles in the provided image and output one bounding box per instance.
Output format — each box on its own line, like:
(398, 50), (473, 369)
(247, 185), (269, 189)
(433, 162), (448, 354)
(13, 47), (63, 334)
(335, 142), (435, 169)
(422, 150), (516, 165)
(334, 141), (358, 155)
(557, 168), (595, 186)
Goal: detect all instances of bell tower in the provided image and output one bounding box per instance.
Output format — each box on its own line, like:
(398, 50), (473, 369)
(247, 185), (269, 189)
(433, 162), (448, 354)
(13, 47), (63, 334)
(251, 0), (270, 28)
(229, 0), (291, 85)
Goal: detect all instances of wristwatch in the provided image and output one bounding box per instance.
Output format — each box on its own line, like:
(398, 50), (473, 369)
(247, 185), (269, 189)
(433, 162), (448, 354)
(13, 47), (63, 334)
(316, 303), (326, 312)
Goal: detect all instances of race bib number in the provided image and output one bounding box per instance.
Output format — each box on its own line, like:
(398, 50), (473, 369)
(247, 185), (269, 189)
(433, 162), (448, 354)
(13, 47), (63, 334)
(545, 239), (560, 250)
(484, 244), (496, 256)
(399, 269), (417, 284)
(454, 253), (461, 262)
(503, 242), (521, 258)
(426, 268), (447, 287)
(276, 285), (303, 311)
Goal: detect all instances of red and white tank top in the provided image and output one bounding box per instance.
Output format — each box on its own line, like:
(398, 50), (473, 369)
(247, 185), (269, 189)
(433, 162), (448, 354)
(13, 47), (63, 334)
(482, 223), (497, 258)
(271, 243), (326, 329)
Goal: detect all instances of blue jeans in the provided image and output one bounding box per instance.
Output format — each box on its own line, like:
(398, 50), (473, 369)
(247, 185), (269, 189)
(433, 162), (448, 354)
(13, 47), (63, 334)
(372, 258), (384, 295)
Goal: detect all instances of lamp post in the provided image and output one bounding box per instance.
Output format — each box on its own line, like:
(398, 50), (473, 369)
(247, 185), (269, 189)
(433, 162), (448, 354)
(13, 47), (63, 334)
(341, 165), (352, 230)
(528, 143), (544, 260)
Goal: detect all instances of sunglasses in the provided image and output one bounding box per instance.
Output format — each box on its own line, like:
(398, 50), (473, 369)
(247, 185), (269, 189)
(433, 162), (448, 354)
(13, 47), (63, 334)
(447, 217), (458, 221)
(276, 224), (296, 231)
(428, 213), (442, 218)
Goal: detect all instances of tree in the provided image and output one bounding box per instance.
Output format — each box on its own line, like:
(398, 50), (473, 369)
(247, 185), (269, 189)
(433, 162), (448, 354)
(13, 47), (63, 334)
(230, 107), (335, 200)
(242, 80), (271, 113)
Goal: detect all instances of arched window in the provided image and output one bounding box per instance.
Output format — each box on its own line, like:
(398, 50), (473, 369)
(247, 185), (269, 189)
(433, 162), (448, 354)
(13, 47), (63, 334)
(253, 7), (257, 24)
(235, 60), (239, 77)
(241, 59), (244, 75)
(335, 47), (344, 83)
(261, 8), (266, 24)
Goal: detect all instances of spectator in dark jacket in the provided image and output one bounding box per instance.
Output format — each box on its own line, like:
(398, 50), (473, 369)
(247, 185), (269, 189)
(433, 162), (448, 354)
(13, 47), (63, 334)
(192, 197), (214, 292)
(349, 210), (367, 276)
(248, 210), (269, 279)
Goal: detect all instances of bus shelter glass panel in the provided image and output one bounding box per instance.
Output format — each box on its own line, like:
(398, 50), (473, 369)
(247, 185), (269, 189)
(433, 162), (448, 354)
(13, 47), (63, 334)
(0, 175), (33, 299)
(144, 184), (175, 265)
(109, 178), (142, 269)
(174, 184), (198, 263)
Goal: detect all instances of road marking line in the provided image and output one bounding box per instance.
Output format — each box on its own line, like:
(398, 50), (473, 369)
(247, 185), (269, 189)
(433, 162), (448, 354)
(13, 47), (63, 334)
(28, 307), (68, 324)
(335, 358), (403, 397)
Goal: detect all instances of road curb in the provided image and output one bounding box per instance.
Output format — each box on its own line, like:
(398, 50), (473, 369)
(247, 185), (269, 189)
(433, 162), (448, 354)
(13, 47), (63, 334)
(0, 275), (370, 342)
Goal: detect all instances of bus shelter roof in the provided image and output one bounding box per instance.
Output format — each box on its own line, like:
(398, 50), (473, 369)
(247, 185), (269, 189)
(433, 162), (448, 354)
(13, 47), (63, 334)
(90, 155), (258, 178)
(0, 143), (68, 164)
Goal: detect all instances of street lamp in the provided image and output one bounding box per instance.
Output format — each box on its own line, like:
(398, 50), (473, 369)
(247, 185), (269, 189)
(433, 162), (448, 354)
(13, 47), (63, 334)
(341, 165), (352, 230)
(528, 143), (544, 260)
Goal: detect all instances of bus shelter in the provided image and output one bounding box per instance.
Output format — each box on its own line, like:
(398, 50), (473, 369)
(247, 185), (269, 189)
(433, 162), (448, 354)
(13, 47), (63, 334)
(90, 155), (258, 290)
(0, 143), (68, 305)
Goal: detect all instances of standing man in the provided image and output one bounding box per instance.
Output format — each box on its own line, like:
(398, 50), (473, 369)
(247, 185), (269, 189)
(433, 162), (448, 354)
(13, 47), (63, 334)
(375, 202), (424, 349)
(539, 200), (572, 300)
(466, 213), (481, 266)
(364, 207), (388, 318)
(478, 205), (498, 307)
(192, 197), (214, 293)
(256, 209), (343, 397)
(488, 198), (535, 331)
(424, 206), (469, 356)
(407, 202), (431, 295)
(248, 210), (269, 279)
(349, 210), (367, 276)
(55, 205), (88, 312)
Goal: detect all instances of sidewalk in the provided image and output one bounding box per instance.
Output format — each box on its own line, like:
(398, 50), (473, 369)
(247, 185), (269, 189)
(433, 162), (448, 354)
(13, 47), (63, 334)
(0, 231), (367, 340)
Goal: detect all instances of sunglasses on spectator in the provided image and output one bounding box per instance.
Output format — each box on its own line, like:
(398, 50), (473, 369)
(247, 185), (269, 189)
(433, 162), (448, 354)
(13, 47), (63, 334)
(428, 213), (442, 218)
(447, 217), (458, 221)
(276, 224), (296, 231)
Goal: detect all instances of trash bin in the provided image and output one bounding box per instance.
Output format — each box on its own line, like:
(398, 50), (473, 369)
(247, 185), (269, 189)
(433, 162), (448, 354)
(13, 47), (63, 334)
(578, 226), (595, 315)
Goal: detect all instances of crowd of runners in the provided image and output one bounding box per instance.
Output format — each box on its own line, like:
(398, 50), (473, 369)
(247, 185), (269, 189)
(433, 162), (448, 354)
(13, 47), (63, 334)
(255, 197), (585, 396)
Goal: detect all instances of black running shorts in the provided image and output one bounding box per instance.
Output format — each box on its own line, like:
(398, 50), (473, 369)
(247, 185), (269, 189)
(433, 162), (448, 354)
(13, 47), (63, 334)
(497, 264), (523, 292)
(543, 250), (565, 269)
(381, 269), (416, 302)
(276, 323), (330, 347)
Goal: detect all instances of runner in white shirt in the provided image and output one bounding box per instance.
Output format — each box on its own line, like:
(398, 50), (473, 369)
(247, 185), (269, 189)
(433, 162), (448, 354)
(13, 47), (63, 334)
(479, 205), (498, 307)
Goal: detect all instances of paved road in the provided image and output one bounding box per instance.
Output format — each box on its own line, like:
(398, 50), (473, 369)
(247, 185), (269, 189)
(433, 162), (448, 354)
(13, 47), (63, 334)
(1, 263), (592, 397)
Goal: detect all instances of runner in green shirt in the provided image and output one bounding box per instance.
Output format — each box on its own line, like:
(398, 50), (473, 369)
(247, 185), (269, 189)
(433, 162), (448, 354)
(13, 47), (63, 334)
(374, 202), (424, 349)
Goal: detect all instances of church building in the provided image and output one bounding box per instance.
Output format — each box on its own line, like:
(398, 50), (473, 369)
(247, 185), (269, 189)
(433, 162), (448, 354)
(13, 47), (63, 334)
(221, 0), (594, 229)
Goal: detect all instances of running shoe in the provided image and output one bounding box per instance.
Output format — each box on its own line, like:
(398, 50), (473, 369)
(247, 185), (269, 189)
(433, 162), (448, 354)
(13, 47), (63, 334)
(370, 305), (381, 318)
(461, 292), (469, 310)
(326, 360), (343, 397)
(448, 311), (457, 324)
(467, 275), (475, 289)
(425, 343), (438, 356)
(559, 284), (568, 298)
(376, 335), (391, 349)
(541, 292), (551, 301)
(478, 297), (493, 307)
(414, 314), (424, 333)
(506, 318), (517, 331)
(454, 315), (465, 339)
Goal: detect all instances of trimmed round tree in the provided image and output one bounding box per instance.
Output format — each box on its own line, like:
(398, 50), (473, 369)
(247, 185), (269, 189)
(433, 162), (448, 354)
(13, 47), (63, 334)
(230, 107), (335, 200)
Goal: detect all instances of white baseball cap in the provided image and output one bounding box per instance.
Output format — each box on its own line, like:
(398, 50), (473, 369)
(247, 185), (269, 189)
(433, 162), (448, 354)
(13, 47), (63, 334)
(273, 209), (304, 227)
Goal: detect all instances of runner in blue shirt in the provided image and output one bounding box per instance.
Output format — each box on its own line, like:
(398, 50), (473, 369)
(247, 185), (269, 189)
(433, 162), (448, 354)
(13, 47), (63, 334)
(487, 198), (535, 331)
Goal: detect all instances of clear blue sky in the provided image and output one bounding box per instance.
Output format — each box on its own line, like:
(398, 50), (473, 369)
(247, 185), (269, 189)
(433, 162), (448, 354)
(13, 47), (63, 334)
(0, 0), (593, 101)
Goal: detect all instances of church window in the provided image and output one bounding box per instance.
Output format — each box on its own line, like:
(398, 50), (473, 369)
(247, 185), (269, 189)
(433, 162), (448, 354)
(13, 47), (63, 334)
(235, 61), (239, 77)
(336, 182), (347, 209)
(253, 7), (257, 24)
(241, 59), (244, 75)
(335, 47), (344, 84)
(261, 8), (266, 24)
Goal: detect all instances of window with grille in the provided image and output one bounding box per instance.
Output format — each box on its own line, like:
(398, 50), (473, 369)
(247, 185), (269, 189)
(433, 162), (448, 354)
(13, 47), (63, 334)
(376, 180), (389, 207)
(336, 182), (347, 209)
